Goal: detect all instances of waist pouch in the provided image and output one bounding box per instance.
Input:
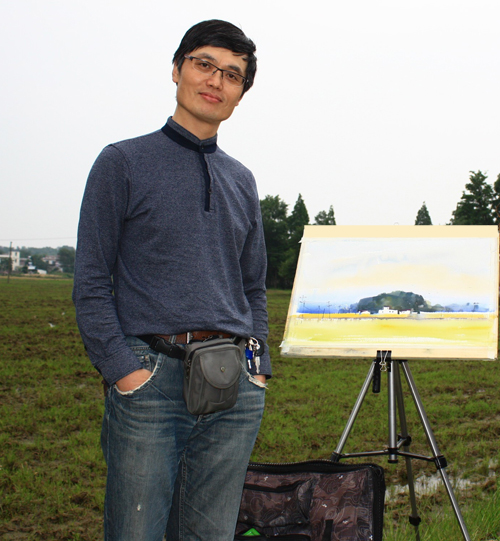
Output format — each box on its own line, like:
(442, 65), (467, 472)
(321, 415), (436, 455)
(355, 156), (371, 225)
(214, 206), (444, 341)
(183, 338), (242, 415)
(235, 460), (385, 541)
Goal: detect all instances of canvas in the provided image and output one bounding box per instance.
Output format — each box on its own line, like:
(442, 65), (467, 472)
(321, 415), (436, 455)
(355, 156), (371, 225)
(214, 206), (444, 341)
(281, 225), (499, 360)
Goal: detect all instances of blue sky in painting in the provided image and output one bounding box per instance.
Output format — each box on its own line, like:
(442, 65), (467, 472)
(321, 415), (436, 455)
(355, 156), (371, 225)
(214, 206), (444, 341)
(291, 237), (498, 313)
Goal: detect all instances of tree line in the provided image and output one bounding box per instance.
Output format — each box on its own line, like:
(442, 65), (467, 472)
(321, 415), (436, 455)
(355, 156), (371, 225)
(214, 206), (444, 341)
(262, 170), (500, 289)
(3, 170), (498, 283)
(0, 246), (75, 274)
(260, 194), (335, 289)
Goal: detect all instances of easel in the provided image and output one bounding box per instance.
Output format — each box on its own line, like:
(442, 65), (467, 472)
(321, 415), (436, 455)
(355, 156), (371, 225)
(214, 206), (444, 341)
(330, 351), (471, 541)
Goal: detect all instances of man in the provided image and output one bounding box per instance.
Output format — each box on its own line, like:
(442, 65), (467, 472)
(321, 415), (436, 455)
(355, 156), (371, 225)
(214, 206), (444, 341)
(73, 20), (270, 541)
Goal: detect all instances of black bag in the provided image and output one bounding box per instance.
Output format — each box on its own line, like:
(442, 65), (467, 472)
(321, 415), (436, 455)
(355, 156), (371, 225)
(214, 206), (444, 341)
(183, 338), (242, 415)
(235, 460), (385, 541)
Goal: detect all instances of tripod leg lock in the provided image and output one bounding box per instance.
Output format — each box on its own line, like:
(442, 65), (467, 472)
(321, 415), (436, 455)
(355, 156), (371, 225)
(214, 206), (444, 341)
(398, 434), (412, 447)
(433, 455), (448, 470)
(409, 515), (422, 527)
(330, 452), (341, 463)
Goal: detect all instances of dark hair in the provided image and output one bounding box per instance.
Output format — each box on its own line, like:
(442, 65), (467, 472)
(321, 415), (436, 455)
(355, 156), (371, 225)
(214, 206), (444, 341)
(173, 20), (257, 96)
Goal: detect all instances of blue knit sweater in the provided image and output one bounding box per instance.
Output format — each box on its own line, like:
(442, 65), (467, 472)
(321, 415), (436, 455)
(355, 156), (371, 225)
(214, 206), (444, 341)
(73, 118), (270, 385)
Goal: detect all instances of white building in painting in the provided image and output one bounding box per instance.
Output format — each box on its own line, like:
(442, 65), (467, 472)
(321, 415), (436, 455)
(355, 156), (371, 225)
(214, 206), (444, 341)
(378, 306), (398, 314)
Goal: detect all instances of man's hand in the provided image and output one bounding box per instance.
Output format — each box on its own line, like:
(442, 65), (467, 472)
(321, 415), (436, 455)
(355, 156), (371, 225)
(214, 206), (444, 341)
(116, 368), (153, 392)
(253, 375), (266, 384)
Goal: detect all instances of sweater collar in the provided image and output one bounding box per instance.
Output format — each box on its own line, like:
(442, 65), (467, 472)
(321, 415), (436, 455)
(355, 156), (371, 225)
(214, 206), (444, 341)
(161, 117), (218, 154)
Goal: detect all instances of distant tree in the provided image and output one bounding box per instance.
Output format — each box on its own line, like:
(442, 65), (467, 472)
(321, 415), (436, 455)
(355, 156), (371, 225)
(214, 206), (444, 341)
(20, 246), (57, 257)
(58, 246), (75, 273)
(31, 254), (49, 271)
(287, 194), (309, 247)
(491, 174), (500, 225)
(415, 202), (432, 225)
(279, 194), (309, 288)
(0, 258), (11, 272)
(260, 195), (289, 288)
(450, 170), (495, 225)
(314, 205), (336, 225)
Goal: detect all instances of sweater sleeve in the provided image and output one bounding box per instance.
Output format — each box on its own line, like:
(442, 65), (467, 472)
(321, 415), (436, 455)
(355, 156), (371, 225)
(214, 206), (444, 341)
(72, 145), (143, 385)
(240, 200), (272, 377)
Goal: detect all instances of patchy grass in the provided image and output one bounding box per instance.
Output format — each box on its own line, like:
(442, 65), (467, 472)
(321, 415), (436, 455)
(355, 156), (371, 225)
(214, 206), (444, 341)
(1, 277), (499, 539)
(0, 277), (104, 540)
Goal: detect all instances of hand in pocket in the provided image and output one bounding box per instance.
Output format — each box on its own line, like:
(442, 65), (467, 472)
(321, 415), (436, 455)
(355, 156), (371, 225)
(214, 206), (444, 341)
(116, 368), (153, 392)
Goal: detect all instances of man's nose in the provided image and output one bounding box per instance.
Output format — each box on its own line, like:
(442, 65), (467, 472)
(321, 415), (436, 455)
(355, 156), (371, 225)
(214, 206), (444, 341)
(206, 68), (224, 87)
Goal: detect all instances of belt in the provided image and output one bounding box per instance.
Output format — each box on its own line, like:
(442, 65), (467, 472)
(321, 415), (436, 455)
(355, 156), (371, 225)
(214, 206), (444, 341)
(155, 331), (233, 344)
(137, 331), (235, 360)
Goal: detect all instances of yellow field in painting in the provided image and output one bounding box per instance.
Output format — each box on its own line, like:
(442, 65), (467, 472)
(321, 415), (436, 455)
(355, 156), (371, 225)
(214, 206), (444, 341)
(285, 313), (497, 348)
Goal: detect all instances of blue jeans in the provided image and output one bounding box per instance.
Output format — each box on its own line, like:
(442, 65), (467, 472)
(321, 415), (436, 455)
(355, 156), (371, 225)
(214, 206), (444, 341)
(101, 337), (266, 541)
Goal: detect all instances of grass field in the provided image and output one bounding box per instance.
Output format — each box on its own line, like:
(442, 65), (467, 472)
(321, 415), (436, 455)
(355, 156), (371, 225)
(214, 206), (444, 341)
(1, 276), (500, 540)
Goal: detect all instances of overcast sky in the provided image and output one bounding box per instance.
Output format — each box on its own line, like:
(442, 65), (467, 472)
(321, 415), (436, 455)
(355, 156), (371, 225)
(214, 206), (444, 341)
(1, 0), (499, 249)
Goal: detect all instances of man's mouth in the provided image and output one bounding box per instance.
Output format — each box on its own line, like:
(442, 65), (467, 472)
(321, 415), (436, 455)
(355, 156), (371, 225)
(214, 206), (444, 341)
(199, 92), (222, 103)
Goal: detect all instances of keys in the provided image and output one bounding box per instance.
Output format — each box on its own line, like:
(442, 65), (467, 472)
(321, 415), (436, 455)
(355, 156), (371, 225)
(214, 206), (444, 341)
(246, 337), (260, 373)
(245, 347), (253, 369)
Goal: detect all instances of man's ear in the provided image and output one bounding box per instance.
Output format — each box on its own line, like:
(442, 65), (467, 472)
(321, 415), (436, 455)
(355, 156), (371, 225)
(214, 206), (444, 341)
(172, 63), (180, 84)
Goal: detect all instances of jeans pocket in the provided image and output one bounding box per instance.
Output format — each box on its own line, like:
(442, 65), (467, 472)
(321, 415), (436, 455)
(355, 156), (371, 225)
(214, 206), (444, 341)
(114, 350), (162, 396)
(248, 374), (268, 389)
(240, 356), (268, 389)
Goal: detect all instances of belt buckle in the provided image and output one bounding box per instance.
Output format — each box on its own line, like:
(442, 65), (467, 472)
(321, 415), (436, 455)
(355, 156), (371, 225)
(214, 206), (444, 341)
(186, 331), (193, 344)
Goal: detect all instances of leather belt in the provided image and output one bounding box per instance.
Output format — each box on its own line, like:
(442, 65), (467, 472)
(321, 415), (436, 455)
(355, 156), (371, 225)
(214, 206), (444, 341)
(137, 331), (235, 360)
(137, 335), (185, 360)
(155, 331), (233, 344)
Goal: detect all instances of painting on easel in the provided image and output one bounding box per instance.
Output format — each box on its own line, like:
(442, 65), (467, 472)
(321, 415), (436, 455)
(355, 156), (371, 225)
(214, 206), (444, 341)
(280, 225), (499, 360)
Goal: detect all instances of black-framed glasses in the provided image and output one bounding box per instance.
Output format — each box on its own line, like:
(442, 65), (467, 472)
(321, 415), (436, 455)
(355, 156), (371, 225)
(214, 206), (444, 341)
(184, 55), (247, 87)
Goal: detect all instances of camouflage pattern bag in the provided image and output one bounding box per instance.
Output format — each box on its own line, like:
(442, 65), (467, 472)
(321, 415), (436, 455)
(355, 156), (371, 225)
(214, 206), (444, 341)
(235, 460), (385, 541)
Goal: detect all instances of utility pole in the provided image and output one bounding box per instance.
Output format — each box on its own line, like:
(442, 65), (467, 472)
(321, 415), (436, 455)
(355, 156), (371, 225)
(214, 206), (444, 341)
(7, 241), (12, 283)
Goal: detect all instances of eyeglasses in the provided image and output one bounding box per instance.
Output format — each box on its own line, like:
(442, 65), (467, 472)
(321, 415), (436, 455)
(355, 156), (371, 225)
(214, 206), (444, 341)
(184, 55), (247, 87)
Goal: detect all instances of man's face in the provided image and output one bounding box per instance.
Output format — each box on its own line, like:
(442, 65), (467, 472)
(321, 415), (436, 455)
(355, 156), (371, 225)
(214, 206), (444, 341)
(172, 46), (247, 139)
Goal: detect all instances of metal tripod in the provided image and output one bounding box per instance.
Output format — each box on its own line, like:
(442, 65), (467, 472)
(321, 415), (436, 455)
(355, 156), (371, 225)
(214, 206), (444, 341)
(330, 351), (471, 541)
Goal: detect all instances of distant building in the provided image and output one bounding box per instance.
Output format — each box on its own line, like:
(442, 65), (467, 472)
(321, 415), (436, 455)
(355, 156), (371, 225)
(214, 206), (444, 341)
(0, 250), (21, 270)
(42, 255), (62, 271)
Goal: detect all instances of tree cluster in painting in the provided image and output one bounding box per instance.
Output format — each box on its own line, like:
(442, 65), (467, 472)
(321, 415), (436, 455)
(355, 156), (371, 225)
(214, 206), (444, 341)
(355, 290), (488, 314)
(300, 291), (490, 316)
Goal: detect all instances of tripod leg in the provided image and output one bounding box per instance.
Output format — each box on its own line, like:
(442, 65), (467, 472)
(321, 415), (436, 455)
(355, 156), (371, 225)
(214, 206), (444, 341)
(387, 360), (398, 463)
(393, 361), (421, 541)
(400, 361), (471, 541)
(331, 361), (376, 462)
